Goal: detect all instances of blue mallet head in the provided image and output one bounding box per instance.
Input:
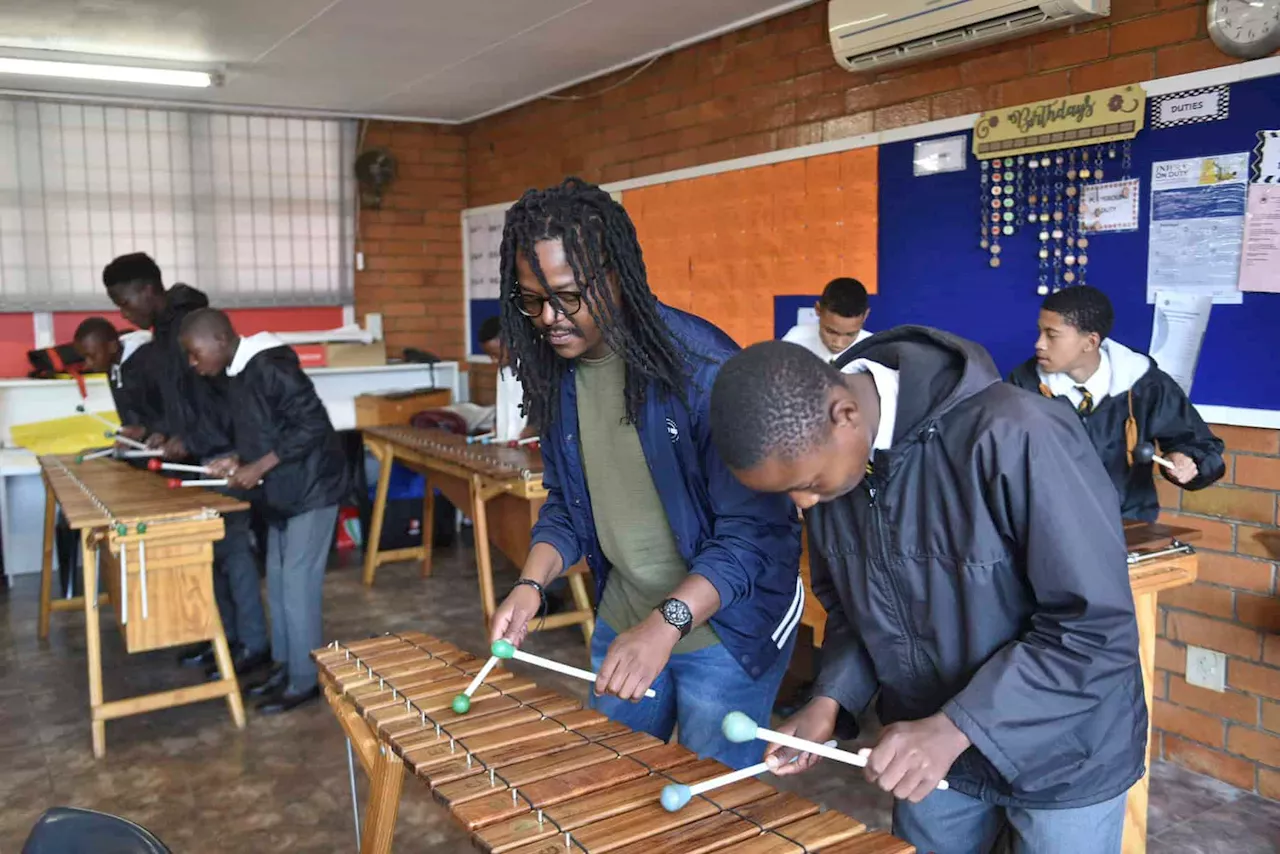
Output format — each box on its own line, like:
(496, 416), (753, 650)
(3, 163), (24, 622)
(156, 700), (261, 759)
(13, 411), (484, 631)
(660, 783), (692, 812)
(491, 639), (516, 659)
(721, 711), (758, 744)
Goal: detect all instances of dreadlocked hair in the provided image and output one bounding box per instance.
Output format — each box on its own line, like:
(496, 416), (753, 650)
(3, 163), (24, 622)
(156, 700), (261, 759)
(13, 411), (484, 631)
(499, 176), (692, 428)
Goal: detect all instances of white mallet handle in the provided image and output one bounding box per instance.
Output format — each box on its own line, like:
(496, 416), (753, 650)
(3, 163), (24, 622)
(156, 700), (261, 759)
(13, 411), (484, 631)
(510, 648), (657, 699)
(159, 461), (210, 473)
(462, 655), (501, 698)
(178, 479), (229, 487)
(1152, 453), (1174, 470)
(78, 406), (119, 430)
(692, 740), (840, 797)
(112, 433), (150, 451)
(121, 449), (164, 458)
(758, 727), (949, 790)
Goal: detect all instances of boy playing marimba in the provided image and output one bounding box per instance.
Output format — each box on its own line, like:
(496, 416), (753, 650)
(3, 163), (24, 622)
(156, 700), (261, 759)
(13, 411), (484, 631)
(180, 308), (350, 714)
(1007, 285), (1225, 522)
(709, 331), (1146, 854)
(73, 317), (159, 442)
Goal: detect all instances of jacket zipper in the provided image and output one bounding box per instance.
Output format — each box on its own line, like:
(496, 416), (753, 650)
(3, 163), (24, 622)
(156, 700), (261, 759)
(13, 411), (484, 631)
(865, 467), (924, 682)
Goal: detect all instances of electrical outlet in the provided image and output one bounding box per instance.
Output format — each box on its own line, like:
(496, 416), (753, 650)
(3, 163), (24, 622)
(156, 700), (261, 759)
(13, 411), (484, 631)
(1186, 646), (1226, 692)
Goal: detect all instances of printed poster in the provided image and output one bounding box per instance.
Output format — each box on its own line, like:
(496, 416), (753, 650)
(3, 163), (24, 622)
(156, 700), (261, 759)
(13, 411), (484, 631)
(465, 208), (507, 300)
(1079, 179), (1140, 232)
(1240, 184), (1280, 293)
(1146, 153), (1248, 304)
(1252, 130), (1280, 183)
(1149, 290), (1212, 396)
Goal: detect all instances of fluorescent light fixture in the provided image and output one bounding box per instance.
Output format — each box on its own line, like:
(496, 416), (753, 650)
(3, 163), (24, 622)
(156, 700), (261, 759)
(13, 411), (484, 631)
(0, 57), (214, 88)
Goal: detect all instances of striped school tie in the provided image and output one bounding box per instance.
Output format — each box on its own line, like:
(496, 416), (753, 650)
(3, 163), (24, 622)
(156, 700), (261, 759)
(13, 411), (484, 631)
(1076, 387), (1094, 415)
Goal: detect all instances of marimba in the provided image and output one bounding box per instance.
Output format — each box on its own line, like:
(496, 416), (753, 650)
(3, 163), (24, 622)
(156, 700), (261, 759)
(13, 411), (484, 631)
(795, 519), (1197, 854)
(37, 455), (248, 757)
(316, 632), (912, 854)
(361, 426), (594, 641)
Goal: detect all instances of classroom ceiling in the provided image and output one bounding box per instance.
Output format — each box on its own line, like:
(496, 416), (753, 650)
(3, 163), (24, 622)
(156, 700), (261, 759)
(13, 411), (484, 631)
(0, 0), (815, 122)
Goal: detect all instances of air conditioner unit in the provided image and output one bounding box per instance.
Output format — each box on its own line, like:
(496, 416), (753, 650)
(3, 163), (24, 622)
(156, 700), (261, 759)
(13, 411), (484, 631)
(829, 0), (1109, 72)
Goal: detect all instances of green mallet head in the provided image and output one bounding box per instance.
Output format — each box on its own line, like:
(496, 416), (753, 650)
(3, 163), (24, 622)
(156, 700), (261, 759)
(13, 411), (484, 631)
(136, 522), (147, 534)
(75, 455), (85, 464)
(451, 694), (471, 715)
(103, 430), (115, 440)
(75, 405), (86, 413)
(115, 523), (128, 536)
(721, 711), (758, 744)
(491, 639), (516, 659)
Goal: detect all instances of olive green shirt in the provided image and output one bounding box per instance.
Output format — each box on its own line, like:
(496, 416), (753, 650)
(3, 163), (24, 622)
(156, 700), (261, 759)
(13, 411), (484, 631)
(575, 350), (719, 654)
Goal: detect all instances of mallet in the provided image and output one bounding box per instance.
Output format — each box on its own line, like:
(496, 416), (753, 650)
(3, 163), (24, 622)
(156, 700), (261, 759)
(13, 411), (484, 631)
(105, 430), (149, 451)
(147, 459), (210, 475)
(466, 432), (494, 445)
(660, 740), (841, 812)
(1133, 442), (1174, 471)
(451, 639), (655, 713)
(720, 711), (949, 791)
(168, 478), (228, 488)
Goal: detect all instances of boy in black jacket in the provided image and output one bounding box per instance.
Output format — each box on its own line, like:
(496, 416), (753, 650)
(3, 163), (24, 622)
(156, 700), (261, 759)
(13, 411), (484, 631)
(709, 331), (1145, 854)
(180, 308), (349, 714)
(73, 317), (159, 442)
(1007, 286), (1225, 521)
(101, 255), (269, 678)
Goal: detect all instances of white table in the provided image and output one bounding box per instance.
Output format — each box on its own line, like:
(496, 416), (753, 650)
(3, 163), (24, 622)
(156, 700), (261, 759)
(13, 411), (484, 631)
(0, 362), (462, 576)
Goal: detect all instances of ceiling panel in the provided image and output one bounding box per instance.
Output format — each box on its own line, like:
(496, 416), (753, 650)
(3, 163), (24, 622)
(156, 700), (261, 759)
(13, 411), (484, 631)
(0, 0), (816, 121)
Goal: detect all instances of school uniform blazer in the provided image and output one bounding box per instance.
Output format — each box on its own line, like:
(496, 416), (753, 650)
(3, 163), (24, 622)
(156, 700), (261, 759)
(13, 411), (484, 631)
(1008, 339), (1226, 522)
(810, 326), (1146, 810)
(529, 304), (804, 679)
(225, 333), (350, 521)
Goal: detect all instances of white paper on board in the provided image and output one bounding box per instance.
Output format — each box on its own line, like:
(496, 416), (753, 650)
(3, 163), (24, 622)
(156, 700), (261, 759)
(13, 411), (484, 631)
(1149, 290), (1213, 396)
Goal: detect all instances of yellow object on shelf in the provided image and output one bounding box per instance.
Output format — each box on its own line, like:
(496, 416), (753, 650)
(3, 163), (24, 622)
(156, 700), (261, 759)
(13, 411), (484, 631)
(10, 412), (121, 456)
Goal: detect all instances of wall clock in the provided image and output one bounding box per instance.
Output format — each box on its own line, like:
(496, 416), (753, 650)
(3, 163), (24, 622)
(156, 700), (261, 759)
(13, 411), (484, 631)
(1207, 0), (1280, 60)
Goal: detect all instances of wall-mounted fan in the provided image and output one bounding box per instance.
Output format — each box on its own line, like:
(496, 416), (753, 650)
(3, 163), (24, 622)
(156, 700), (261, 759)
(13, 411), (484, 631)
(354, 148), (397, 209)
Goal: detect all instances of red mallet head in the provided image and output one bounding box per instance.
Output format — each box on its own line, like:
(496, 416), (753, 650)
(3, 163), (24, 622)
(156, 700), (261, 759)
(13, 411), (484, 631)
(167, 478), (182, 489)
(147, 458), (163, 472)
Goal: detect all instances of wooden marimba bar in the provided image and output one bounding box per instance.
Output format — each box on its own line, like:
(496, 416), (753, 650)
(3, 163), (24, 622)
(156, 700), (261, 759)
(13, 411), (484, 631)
(315, 632), (913, 854)
(38, 455), (249, 757)
(360, 427), (595, 643)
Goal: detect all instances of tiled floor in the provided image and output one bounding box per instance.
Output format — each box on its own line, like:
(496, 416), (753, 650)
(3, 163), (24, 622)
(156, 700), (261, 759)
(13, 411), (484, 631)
(1, 542), (1276, 853)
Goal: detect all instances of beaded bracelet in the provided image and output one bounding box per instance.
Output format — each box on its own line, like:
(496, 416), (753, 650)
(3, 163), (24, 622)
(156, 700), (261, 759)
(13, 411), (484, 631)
(512, 578), (547, 620)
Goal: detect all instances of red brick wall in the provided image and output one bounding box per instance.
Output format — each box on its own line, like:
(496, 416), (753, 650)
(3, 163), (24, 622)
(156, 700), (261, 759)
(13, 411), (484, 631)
(354, 122), (466, 361)
(463, 0), (1248, 207)
(1156, 425), (1280, 798)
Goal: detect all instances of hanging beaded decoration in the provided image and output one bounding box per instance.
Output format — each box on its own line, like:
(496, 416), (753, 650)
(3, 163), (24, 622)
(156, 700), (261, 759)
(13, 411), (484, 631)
(988, 158), (1003, 267)
(979, 160), (991, 252)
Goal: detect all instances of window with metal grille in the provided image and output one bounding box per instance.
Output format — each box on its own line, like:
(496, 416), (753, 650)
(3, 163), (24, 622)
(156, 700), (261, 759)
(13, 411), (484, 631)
(0, 98), (356, 311)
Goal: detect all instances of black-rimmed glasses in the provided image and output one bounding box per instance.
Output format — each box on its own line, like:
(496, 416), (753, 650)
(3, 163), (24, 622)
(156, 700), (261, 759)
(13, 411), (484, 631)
(511, 291), (584, 318)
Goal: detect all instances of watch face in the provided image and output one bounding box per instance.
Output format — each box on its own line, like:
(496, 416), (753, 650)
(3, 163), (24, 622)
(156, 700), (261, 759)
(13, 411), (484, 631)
(662, 599), (692, 626)
(1209, 0), (1280, 58)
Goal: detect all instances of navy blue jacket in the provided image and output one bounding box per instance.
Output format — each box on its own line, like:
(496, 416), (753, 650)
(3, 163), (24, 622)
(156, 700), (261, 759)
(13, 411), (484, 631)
(530, 305), (804, 678)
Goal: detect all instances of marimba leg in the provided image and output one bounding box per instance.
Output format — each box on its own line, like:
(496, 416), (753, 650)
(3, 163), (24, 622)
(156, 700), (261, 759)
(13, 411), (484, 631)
(420, 475), (435, 579)
(363, 441), (392, 587)
(80, 533), (106, 758)
(1122, 590), (1158, 854)
(38, 484), (56, 641)
(567, 572), (595, 645)
(470, 475), (499, 623)
(361, 742), (406, 854)
(211, 632), (247, 729)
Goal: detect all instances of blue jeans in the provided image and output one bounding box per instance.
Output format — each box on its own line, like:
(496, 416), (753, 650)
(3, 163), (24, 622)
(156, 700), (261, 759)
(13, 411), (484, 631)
(588, 618), (795, 770)
(893, 785), (1128, 854)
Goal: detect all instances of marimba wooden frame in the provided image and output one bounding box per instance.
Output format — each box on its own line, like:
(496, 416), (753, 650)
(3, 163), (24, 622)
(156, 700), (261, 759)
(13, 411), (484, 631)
(36, 458), (247, 758)
(798, 521), (1197, 854)
(360, 432), (594, 643)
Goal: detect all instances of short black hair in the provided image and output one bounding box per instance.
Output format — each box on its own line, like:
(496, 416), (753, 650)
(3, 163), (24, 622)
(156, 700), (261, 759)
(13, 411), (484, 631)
(819, 278), (868, 317)
(1042, 285), (1114, 339)
(478, 316), (502, 344)
(73, 316), (119, 345)
(178, 307), (235, 343)
(103, 252), (163, 291)
(710, 340), (844, 470)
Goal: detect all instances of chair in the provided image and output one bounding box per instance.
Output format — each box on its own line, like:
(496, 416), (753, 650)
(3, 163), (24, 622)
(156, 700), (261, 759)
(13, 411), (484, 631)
(21, 807), (172, 854)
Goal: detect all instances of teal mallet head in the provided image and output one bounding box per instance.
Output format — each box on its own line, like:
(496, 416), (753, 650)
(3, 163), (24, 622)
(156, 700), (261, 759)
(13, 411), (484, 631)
(491, 639), (516, 659)
(660, 783), (692, 812)
(451, 694), (471, 714)
(721, 711), (758, 744)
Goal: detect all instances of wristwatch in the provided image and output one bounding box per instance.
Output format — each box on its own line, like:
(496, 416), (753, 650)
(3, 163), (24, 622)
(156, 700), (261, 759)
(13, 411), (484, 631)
(657, 598), (693, 638)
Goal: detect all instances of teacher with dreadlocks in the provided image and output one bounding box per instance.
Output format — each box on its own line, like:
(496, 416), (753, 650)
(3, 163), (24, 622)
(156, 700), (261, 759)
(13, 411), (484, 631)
(488, 177), (803, 769)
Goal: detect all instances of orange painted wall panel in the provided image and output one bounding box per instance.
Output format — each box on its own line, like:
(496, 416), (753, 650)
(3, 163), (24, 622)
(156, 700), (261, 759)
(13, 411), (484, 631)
(624, 146), (878, 346)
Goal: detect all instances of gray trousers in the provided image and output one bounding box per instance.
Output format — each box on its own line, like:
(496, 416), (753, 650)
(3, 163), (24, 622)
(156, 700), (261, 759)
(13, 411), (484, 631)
(266, 505), (338, 693)
(213, 511), (268, 654)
